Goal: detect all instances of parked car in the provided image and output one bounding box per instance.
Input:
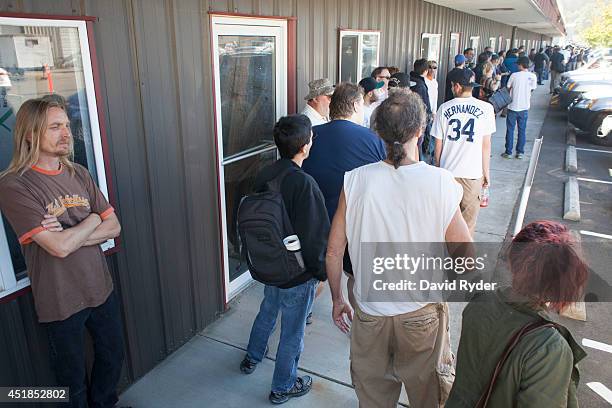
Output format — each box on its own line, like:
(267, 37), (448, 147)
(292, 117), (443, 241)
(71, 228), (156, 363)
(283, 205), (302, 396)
(558, 80), (612, 109)
(568, 94), (612, 146)
(560, 70), (612, 89)
(559, 53), (612, 87)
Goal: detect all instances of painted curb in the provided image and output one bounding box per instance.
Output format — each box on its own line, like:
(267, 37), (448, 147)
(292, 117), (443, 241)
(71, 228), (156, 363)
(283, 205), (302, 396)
(566, 145), (577, 173)
(563, 176), (580, 221)
(566, 124), (576, 145)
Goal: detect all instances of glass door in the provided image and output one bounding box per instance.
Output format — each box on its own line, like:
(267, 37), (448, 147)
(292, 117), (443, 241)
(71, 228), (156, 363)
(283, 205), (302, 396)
(211, 16), (287, 301)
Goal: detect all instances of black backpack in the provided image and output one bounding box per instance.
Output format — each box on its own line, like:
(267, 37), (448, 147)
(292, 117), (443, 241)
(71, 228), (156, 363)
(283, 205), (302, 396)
(236, 166), (305, 286)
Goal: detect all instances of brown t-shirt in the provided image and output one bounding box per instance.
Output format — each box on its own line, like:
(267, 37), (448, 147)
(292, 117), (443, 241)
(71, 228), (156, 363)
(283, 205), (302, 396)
(0, 163), (114, 322)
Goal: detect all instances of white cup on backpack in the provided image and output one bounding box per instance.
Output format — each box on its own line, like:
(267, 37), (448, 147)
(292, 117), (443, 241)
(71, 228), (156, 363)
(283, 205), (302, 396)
(283, 235), (305, 269)
(283, 235), (301, 251)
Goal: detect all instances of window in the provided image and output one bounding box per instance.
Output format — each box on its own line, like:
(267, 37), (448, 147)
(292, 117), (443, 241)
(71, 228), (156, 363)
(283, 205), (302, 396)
(470, 36), (480, 55)
(506, 38), (511, 51)
(448, 32), (461, 71)
(421, 33), (441, 62)
(24, 38), (39, 47)
(514, 39), (519, 48)
(489, 37), (496, 51)
(339, 30), (380, 83)
(0, 16), (113, 299)
(498, 36), (503, 51)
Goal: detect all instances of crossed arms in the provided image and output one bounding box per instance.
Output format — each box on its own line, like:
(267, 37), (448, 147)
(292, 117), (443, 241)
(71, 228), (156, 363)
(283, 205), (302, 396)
(32, 212), (121, 258)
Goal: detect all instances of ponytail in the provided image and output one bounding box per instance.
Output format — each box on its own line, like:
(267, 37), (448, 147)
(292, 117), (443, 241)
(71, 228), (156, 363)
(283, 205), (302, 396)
(388, 141), (406, 169)
(372, 89), (426, 169)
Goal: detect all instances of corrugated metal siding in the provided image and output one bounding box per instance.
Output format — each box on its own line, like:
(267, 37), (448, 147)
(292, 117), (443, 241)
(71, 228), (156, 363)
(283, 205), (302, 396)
(0, 0), (551, 390)
(205, 0), (520, 108)
(515, 27), (551, 47)
(203, 0), (536, 107)
(0, 0), (225, 385)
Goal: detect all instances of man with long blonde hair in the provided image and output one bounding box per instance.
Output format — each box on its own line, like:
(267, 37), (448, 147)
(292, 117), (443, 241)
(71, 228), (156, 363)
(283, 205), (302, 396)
(0, 97), (123, 408)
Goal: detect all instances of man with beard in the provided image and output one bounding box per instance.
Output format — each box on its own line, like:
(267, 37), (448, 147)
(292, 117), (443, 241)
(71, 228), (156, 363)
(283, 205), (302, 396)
(0, 98), (123, 408)
(358, 77), (384, 128)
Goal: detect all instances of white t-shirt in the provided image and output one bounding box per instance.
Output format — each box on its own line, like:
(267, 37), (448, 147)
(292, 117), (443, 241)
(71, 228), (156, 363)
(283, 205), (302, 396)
(425, 77), (439, 111)
(507, 71), (538, 112)
(344, 161), (463, 316)
(432, 96), (496, 179)
(363, 103), (376, 128)
(560, 49), (570, 62)
(301, 103), (328, 127)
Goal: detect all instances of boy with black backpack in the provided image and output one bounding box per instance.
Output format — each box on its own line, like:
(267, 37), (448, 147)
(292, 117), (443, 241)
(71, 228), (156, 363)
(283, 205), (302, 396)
(238, 114), (329, 405)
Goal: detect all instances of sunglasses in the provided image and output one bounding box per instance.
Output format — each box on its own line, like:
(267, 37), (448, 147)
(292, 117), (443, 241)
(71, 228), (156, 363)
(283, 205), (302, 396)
(376, 76), (391, 80)
(430, 66), (438, 70)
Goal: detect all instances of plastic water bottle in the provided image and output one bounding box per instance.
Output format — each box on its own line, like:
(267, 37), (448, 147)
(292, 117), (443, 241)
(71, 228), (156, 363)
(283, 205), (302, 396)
(480, 186), (490, 208)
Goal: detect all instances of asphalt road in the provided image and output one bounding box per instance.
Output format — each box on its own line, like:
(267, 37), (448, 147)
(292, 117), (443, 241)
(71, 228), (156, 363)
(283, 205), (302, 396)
(523, 106), (612, 408)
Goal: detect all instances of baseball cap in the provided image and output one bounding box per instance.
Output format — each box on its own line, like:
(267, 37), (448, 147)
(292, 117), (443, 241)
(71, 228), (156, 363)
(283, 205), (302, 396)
(358, 77), (385, 94)
(447, 68), (480, 88)
(304, 78), (335, 100)
(388, 72), (416, 88)
(454, 54), (466, 65)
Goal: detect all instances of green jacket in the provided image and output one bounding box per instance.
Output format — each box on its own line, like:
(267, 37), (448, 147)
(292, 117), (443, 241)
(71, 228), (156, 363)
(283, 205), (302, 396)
(446, 288), (586, 408)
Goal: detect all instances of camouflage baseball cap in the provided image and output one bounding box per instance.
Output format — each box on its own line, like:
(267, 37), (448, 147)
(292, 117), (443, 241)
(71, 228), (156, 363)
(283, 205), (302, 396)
(304, 78), (335, 100)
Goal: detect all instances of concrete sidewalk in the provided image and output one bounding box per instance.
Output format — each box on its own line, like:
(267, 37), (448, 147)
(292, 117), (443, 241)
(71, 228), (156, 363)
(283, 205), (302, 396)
(118, 86), (550, 408)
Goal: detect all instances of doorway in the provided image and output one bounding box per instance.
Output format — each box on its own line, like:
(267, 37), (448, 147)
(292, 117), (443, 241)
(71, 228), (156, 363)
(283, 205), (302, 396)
(210, 16), (288, 301)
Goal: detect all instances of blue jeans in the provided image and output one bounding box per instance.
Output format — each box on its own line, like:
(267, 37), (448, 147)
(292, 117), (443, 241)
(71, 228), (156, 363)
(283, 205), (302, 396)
(535, 67), (544, 84)
(43, 292), (124, 408)
(246, 279), (317, 393)
(505, 109), (528, 155)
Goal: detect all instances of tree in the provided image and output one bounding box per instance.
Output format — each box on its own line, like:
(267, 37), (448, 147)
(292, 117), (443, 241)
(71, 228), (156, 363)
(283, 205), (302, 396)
(580, 2), (612, 47)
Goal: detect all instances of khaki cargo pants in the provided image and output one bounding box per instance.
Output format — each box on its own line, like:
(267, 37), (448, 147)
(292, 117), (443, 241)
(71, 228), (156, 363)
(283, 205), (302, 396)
(350, 303), (455, 408)
(456, 177), (482, 237)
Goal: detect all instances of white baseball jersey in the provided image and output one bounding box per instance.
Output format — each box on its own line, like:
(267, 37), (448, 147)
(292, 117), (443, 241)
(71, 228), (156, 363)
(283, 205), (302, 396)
(432, 96), (496, 179)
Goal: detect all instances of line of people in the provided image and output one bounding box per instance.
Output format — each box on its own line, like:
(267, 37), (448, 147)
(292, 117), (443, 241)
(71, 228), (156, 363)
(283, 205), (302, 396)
(0, 57), (587, 408)
(238, 58), (588, 406)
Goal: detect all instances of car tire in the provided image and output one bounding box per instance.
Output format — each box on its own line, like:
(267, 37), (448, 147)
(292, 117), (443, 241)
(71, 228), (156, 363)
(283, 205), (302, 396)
(591, 112), (612, 147)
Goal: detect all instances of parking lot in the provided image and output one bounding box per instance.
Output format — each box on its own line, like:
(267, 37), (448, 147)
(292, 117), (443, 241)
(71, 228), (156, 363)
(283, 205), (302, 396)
(524, 102), (612, 407)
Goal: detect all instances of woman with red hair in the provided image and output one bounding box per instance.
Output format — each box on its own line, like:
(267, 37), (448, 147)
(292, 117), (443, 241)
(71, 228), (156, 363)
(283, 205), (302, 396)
(447, 221), (588, 407)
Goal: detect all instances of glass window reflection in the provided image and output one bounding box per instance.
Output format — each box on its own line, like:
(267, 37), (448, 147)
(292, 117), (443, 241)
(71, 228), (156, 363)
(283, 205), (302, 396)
(218, 35), (276, 159)
(0, 23), (97, 280)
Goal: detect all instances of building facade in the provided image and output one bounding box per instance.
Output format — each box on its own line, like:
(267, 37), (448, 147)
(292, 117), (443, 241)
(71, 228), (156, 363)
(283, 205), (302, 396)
(0, 0), (561, 395)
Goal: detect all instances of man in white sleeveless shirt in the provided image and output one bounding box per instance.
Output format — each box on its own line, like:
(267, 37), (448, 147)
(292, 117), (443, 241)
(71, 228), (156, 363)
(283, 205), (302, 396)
(327, 90), (472, 408)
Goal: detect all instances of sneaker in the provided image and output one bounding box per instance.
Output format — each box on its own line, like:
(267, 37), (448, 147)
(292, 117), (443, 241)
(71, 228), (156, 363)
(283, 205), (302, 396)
(240, 355), (258, 374)
(306, 312), (313, 325)
(515, 153), (524, 159)
(501, 153), (512, 159)
(269, 376), (313, 404)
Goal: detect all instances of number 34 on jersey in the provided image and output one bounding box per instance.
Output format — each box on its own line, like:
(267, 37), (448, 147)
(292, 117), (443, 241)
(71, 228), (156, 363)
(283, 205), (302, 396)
(447, 118), (475, 142)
